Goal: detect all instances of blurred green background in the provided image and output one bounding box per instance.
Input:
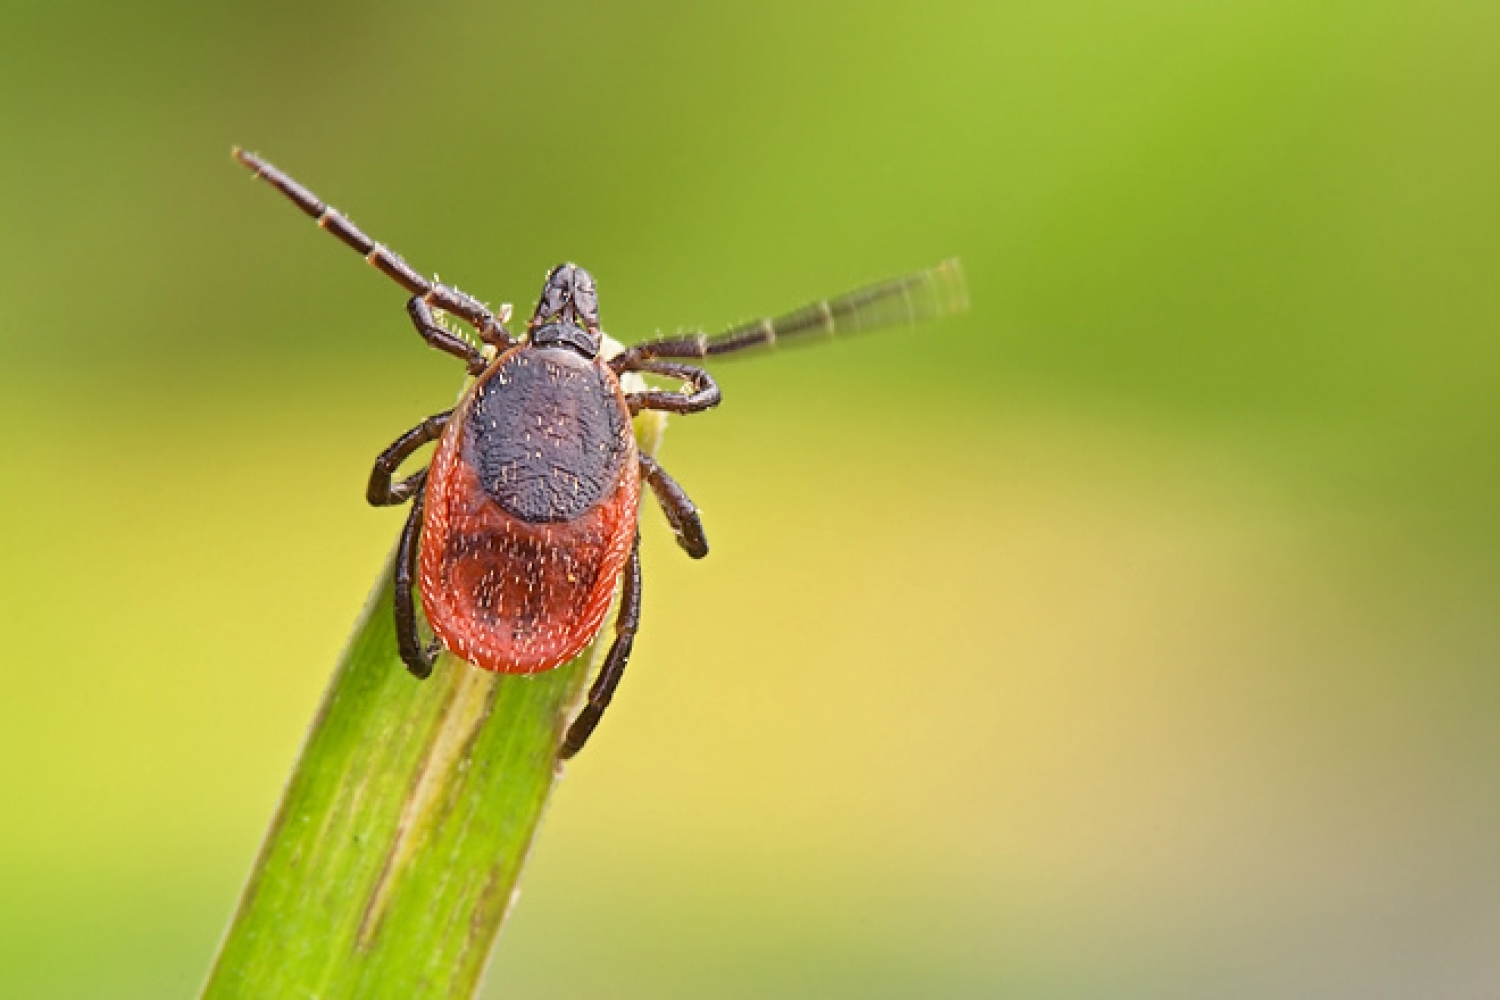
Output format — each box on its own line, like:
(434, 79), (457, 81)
(2, 0), (1498, 996)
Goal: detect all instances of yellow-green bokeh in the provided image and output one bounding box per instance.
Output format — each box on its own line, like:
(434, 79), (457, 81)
(2, 1), (1498, 997)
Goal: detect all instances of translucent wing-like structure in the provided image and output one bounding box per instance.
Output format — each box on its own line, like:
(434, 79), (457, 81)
(707, 257), (967, 356)
(617, 258), (967, 365)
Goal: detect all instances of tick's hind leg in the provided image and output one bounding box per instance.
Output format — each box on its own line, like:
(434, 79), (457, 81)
(640, 454), (708, 558)
(394, 478), (439, 680)
(561, 534), (643, 759)
(368, 410), (451, 506)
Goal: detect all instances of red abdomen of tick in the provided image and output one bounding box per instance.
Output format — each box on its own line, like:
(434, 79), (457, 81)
(419, 345), (639, 673)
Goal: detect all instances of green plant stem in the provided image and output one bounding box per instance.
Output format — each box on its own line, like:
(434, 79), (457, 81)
(202, 397), (667, 1000)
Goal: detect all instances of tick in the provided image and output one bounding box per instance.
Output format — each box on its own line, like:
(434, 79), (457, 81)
(234, 149), (965, 757)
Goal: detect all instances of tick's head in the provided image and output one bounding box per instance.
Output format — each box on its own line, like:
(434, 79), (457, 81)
(527, 262), (602, 357)
(530, 262), (600, 333)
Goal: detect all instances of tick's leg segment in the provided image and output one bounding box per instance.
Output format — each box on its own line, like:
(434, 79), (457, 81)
(408, 297), (488, 374)
(425, 283), (516, 350)
(560, 535), (643, 759)
(621, 361), (721, 415)
(640, 454), (708, 558)
(609, 333), (711, 370)
(394, 478), (437, 679)
(233, 148), (515, 351)
(368, 410), (451, 506)
(612, 258), (967, 367)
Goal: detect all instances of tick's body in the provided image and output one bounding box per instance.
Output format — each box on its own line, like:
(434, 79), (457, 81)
(234, 147), (965, 758)
(423, 346), (638, 674)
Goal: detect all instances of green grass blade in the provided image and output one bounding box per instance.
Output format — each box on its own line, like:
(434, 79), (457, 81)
(202, 403), (668, 1000)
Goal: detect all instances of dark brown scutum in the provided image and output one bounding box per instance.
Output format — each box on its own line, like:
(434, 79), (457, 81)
(463, 348), (631, 523)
